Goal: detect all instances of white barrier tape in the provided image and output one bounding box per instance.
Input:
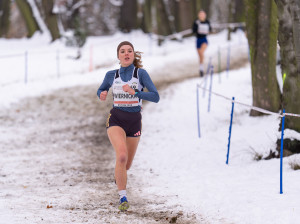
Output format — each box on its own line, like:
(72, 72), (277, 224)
(197, 84), (300, 118)
(1, 24), (245, 59)
(211, 22), (246, 29)
(0, 53), (24, 59)
(284, 112), (300, 118)
(232, 98), (283, 117)
(152, 22), (246, 41)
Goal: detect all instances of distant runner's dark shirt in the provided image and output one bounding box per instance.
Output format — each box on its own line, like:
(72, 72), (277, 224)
(192, 19), (212, 38)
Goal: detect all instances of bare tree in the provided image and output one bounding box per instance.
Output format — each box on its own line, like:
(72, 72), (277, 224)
(119, 0), (138, 33)
(275, 0), (300, 154)
(15, 0), (40, 37)
(291, 0), (300, 72)
(245, 0), (281, 116)
(173, 0), (195, 32)
(140, 0), (152, 33)
(0, 0), (10, 37)
(36, 0), (60, 41)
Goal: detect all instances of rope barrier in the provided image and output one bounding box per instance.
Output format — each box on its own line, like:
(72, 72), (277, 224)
(196, 84), (300, 118)
(150, 22), (246, 41)
(211, 22), (246, 29)
(0, 23), (246, 59)
(0, 53), (24, 59)
(284, 112), (300, 118)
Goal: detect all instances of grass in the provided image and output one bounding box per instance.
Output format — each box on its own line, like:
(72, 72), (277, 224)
(289, 161), (300, 170)
(248, 146), (264, 161)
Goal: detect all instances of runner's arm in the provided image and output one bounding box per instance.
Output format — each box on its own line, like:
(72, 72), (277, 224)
(137, 69), (160, 103)
(192, 20), (197, 34)
(96, 71), (114, 98)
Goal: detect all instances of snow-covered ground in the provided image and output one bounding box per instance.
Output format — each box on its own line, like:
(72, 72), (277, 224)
(1, 30), (299, 224)
(136, 65), (300, 224)
(0, 29), (247, 108)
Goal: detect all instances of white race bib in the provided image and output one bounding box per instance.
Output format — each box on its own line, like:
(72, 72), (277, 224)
(112, 68), (143, 107)
(113, 83), (140, 107)
(197, 22), (209, 35)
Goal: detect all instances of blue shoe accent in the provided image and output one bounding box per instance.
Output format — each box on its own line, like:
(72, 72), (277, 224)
(118, 196), (129, 211)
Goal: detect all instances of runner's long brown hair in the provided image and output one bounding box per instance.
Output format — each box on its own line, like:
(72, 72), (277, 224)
(133, 51), (143, 68)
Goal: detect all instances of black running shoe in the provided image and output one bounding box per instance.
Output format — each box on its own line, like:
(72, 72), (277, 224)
(200, 70), (204, 77)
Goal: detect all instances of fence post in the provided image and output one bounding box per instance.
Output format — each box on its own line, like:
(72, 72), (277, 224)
(218, 46), (221, 83)
(280, 109), (286, 194)
(202, 72), (208, 98)
(218, 46), (221, 73)
(89, 45), (93, 72)
(148, 33), (153, 56)
(206, 57), (212, 75)
(226, 97), (235, 165)
(227, 43), (231, 77)
(25, 51), (28, 84)
(207, 66), (214, 112)
(57, 49), (60, 78)
(196, 85), (201, 138)
(202, 60), (212, 98)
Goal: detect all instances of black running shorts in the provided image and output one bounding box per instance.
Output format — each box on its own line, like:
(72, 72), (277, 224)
(106, 108), (142, 137)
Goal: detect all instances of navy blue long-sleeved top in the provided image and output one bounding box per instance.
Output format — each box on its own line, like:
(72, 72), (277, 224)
(97, 64), (159, 112)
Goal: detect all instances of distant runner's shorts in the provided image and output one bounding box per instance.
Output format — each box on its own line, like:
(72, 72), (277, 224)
(106, 108), (142, 137)
(196, 37), (208, 49)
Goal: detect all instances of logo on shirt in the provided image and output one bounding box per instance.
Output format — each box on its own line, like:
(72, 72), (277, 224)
(131, 82), (138, 90)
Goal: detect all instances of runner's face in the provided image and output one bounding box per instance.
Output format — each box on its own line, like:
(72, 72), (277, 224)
(118, 45), (134, 67)
(198, 11), (206, 21)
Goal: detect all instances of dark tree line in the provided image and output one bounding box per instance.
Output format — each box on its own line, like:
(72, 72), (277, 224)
(0, 0), (246, 40)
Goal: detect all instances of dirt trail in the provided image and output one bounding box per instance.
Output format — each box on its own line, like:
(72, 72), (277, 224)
(0, 85), (204, 223)
(0, 50), (248, 223)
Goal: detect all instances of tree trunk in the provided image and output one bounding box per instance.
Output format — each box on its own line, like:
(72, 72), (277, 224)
(173, 0), (194, 32)
(0, 0), (10, 37)
(41, 0), (60, 41)
(291, 0), (300, 72)
(227, 0), (233, 40)
(191, 0), (211, 24)
(156, 0), (172, 36)
(275, 0), (300, 131)
(200, 0), (211, 17)
(15, 0), (40, 37)
(141, 0), (152, 33)
(233, 0), (245, 22)
(119, 0), (138, 33)
(274, 0), (300, 155)
(245, 0), (281, 116)
(136, 0), (143, 30)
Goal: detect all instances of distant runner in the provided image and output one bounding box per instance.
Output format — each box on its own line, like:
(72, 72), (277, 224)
(192, 10), (212, 77)
(97, 41), (159, 211)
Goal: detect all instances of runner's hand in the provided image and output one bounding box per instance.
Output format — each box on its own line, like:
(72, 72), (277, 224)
(100, 91), (108, 101)
(122, 84), (135, 95)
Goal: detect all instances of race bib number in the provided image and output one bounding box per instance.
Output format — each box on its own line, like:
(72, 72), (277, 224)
(113, 85), (139, 107)
(198, 23), (209, 35)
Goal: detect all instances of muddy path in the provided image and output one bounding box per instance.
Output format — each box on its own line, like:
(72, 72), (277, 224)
(0, 52), (248, 223)
(0, 86), (204, 223)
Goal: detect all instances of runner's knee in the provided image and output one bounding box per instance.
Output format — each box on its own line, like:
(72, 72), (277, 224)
(117, 152), (128, 165)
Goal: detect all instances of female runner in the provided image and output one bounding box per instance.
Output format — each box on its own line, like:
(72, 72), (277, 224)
(192, 10), (212, 77)
(97, 41), (159, 211)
